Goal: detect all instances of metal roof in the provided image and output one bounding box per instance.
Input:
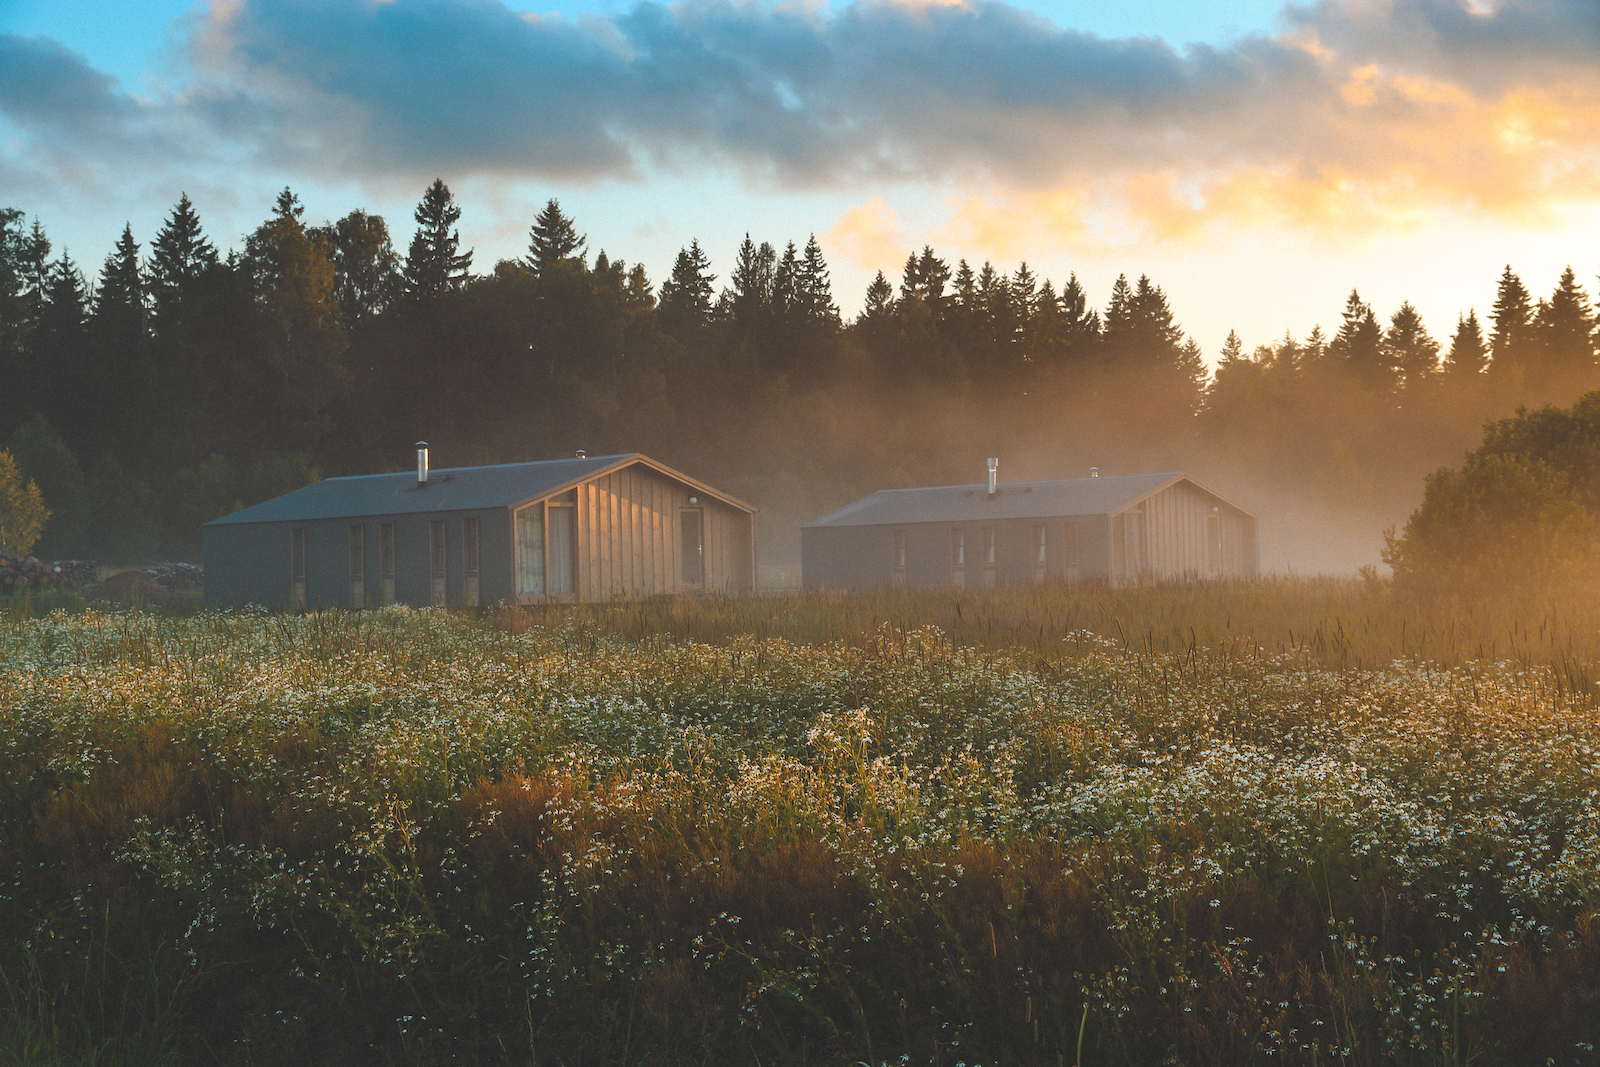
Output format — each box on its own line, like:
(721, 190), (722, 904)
(803, 472), (1241, 528)
(207, 453), (752, 526)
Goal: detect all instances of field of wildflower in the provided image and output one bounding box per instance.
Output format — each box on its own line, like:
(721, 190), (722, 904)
(2, 583), (1599, 1065)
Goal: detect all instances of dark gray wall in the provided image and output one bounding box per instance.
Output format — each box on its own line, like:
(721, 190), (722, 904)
(204, 508), (513, 608)
(801, 514), (1114, 590)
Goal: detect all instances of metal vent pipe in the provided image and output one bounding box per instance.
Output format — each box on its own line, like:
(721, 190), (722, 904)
(1090, 467), (1099, 478)
(987, 457), (999, 497)
(416, 441), (429, 487)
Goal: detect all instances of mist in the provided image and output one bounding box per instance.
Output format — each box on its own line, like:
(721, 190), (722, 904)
(1, 190), (1588, 580)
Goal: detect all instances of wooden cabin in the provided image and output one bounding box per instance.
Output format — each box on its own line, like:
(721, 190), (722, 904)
(204, 451), (756, 607)
(801, 469), (1256, 589)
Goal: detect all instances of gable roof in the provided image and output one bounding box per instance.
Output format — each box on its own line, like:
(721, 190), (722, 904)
(804, 472), (1248, 528)
(207, 453), (754, 526)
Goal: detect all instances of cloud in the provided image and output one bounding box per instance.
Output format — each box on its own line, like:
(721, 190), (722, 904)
(4, 0), (1599, 247)
(823, 197), (905, 271)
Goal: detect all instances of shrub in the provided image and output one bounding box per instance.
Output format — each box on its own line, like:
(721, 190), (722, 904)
(1384, 452), (1598, 591)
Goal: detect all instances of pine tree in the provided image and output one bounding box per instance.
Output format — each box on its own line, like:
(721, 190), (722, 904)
(403, 179), (473, 301)
(1384, 301), (1439, 390)
(34, 254), (91, 438)
(772, 241), (799, 322)
(793, 235), (838, 325)
(1330, 289), (1389, 390)
(1531, 266), (1597, 398)
(1490, 265), (1534, 372)
(148, 194), (219, 324)
(657, 240), (716, 337)
(19, 219), (51, 331)
(859, 271), (893, 325)
(273, 187), (305, 221)
(1443, 310), (1488, 378)
(81, 224), (148, 453)
(1219, 330), (1244, 365)
(526, 198), (586, 277)
(728, 235), (777, 327)
(0, 209), (27, 369)
(1058, 273), (1099, 358)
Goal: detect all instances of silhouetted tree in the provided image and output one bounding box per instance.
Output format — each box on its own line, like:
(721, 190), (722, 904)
(403, 180), (473, 302)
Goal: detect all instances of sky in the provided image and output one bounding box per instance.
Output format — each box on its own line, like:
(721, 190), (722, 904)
(2, 0), (1598, 363)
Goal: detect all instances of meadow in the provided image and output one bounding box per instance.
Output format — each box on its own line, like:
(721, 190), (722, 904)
(1, 580), (1598, 1065)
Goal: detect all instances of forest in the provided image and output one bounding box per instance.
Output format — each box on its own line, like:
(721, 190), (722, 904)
(1, 181), (1597, 576)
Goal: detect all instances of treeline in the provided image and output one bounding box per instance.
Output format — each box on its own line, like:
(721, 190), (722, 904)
(1, 182), (1597, 569)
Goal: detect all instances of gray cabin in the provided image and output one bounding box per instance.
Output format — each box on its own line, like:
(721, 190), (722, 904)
(204, 450), (757, 607)
(801, 467), (1257, 589)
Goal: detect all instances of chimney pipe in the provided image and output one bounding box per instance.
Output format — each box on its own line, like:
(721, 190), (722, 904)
(575, 449), (586, 459)
(986, 457), (999, 497)
(1090, 466), (1099, 478)
(416, 441), (429, 487)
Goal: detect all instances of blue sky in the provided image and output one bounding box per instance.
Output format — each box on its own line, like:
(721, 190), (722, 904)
(3, 0), (1598, 360)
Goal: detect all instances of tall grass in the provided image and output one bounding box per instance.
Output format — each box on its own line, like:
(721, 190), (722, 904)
(498, 576), (1600, 694)
(0, 588), (1597, 1063)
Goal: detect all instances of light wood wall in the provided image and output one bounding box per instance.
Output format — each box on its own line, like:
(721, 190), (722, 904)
(1114, 481), (1258, 582)
(574, 463), (755, 598)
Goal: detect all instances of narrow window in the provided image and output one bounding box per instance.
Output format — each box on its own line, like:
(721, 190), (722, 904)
(1064, 522), (1081, 568)
(1125, 505), (1146, 577)
(290, 528), (307, 610)
(680, 508), (704, 589)
(429, 519), (447, 606)
(1033, 525), (1047, 565)
(379, 523), (396, 606)
(1207, 512), (1223, 573)
(950, 529), (966, 588)
(462, 517), (480, 608)
(348, 525), (365, 610)
(548, 505), (576, 595)
(892, 530), (907, 569)
(516, 507), (545, 596)
(982, 527), (996, 566)
(463, 518), (480, 576)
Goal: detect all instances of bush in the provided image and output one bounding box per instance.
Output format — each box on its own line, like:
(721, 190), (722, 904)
(1383, 452), (1596, 591)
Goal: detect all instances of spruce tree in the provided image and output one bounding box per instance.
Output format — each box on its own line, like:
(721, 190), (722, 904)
(526, 198), (586, 277)
(1058, 273), (1099, 357)
(148, 194), (218, 324)
(657, 240), (716, 337)
(75, 225), (148, 456)
(859, 271), (893, 324)
(1330, 289), (1389, 390)
(1444, 310), (1488, 377)
(1384, 301), (1439, 390)
(794, 235), (838, 325)
(403, 179), (473, 301)
(1532, 266), (1597, 398)
(1490, 265), (1534, 372)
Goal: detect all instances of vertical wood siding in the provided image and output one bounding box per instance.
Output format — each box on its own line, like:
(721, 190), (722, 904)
(1117, 482), (1258, 581)
(574, 464), (755, 597)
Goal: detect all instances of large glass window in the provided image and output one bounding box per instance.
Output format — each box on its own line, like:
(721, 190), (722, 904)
(516, 507), (545, 596)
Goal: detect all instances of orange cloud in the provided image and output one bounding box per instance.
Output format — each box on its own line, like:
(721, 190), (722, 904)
(822, 197), (905, 271)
